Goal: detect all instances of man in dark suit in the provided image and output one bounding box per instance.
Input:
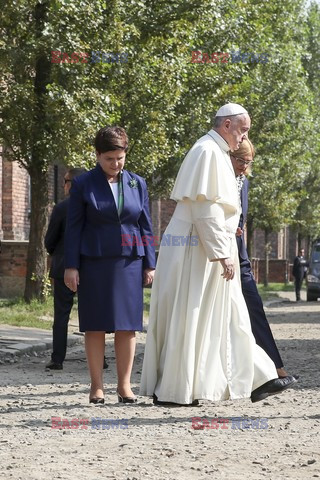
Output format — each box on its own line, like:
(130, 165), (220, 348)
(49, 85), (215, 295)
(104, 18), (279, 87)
(231, 141), (295, 379)
(292, 248), (308, 301)
(45, 168), (108, 370)
(236, 177), (288, 377)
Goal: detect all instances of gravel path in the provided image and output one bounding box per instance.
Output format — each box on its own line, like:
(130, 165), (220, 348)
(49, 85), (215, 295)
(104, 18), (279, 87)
(0, 296), (319, 480)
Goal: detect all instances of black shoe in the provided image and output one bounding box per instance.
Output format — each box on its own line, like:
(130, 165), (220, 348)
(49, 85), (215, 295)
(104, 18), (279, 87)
(89, 397), (105, 404)
(117, 391), (137, 404)
(153, 394), (199, 407)
(251, 375), (297, 403)
(279, 374), (299, 381)
(46, 360), (63, 370)
(103, 357), (108, 369)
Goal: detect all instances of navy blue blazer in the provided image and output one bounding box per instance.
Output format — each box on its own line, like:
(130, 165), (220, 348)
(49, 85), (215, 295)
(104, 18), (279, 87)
(64, 164), (156, 270)
(236, 178), (250, 270)
(45, 197), (69, 279)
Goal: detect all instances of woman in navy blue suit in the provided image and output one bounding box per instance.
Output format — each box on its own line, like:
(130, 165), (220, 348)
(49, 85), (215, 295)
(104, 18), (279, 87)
(64, 126), (156, 404)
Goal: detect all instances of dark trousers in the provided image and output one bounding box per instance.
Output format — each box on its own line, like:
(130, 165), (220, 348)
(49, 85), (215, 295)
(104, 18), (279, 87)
(241, 269), (284, 369)
(51, 278), (75, 364)
(294, 275), (304, 301)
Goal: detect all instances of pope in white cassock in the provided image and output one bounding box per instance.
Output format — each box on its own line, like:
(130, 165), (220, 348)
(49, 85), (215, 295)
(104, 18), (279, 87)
(140, 103), (296, 405)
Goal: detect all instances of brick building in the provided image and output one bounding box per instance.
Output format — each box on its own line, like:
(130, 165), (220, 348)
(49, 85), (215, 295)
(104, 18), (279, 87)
(0, 153), (305, 297)
(0, 148), (66, 297)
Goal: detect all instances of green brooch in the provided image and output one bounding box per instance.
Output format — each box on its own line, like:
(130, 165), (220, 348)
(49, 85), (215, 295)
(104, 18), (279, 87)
(129, 178), (138, 188)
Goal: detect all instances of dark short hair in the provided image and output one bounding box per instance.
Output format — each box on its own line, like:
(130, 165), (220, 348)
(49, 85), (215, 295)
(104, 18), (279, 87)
(67, 167), (87, 180)
(94, 126), (128, 154)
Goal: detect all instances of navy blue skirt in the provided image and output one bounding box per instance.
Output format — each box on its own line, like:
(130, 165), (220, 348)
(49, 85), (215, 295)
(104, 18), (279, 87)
(77, 256), (143, 332)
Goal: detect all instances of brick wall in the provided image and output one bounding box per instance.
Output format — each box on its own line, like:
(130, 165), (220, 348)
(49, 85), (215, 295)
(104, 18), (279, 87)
(150, 199), (161, 239)
(0, 159), (70, 297)
(2, 159), (14, 240)
(12, 161), (30, 240)
(160, 199), (176, 236)
(1, 158), (30, 241)
(252, 229), (280, 259)
(0, 240), (28, 297)
(255, 259), (290, 284)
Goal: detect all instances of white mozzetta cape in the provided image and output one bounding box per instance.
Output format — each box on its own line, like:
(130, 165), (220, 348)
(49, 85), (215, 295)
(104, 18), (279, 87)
(140, 130), (277, 404)
(171, 130), (239, 208)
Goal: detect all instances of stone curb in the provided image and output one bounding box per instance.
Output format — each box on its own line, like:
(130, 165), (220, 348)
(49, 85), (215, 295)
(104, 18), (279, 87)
(0, 333), (84, 360)
(264, 298), (292, 307)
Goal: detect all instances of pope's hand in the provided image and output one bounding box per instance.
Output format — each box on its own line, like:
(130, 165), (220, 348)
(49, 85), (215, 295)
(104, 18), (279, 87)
(219, 258), (235, 281)
(64, 268), (79, 292)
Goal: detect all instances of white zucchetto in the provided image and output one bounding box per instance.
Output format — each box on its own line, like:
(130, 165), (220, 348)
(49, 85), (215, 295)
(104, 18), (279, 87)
(215, 103), (248, 117)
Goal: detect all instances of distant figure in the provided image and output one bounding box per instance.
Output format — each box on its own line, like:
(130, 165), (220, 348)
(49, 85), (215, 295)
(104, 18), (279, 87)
(292, 248), (308, 301)
(45, 168), (88, 370)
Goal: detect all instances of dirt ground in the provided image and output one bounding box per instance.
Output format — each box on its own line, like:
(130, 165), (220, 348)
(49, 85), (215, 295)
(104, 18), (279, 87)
(0, 295), (319, 480)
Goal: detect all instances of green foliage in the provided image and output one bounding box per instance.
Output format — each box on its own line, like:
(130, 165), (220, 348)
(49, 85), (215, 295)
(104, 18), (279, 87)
(239, 0), (314, 233)
(30, 271), (52, 302)
(292, 1), (320, 240)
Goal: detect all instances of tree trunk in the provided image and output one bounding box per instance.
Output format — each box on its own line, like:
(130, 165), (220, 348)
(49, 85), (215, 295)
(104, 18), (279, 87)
(24, 1), (51, 302)
(298, 231), (302, 251)
(264, 229), (271, 287)
(24, 169), (50, 302)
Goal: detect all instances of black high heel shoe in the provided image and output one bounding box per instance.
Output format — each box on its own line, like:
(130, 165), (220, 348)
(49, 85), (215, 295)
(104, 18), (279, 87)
(89, 397), (105, 405)
(117, 391), (137, 404)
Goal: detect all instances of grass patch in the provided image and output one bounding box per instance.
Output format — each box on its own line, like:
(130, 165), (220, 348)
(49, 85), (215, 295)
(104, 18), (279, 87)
(257, 282), (303, 302)
(144, 288), (151, 316)
(0, 297), (55, 329)
(257, 283), (295, 293)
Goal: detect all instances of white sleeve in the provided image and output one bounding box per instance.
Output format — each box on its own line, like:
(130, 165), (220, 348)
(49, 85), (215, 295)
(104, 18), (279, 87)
(191, 200), (232, 260)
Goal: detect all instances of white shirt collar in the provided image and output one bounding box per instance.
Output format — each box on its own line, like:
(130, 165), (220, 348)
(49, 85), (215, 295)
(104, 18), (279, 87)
(207, 129), (230, 153)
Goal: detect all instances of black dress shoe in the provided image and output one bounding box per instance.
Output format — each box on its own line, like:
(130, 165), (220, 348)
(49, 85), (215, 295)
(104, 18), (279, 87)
(279, 374), (299, 381)
(251, 375), (297, 403)
(117, 391), (137, 404)
(45, 360), (63, 370)
(153, 394), (199, 407)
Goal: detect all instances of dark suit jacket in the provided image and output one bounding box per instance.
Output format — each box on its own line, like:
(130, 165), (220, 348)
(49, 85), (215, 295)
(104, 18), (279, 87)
(236, 178), (250, 270)
(45, 197), (69, 279)
(292, 255), (307, 279)
(64, 164), (156, 270)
